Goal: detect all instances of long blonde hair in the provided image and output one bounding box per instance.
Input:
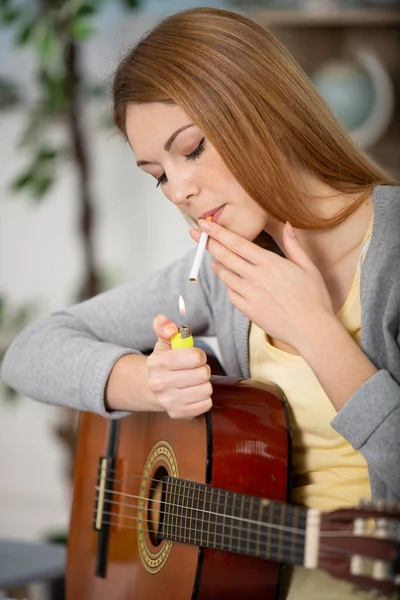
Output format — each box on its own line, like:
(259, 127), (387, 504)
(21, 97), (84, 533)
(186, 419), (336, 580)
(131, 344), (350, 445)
(113, 7), (395, 231)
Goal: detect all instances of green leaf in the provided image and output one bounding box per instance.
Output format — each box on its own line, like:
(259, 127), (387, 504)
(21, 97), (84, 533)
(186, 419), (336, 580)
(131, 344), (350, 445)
(76, 3), (97, 18)
(16, 20), (37, 47)
(36, 146), (58, 162)
(121, 0), (139, 8)
(68, 17), (94, 41)
(36, 30), (57, 61)
(32, 176), (54, 199)
(0, 7), (20, 23)
(11, 170), (35, 191)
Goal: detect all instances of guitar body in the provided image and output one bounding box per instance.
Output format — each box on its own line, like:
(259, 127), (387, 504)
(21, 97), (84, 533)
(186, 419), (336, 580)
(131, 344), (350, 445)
(67, 378), (291, 600)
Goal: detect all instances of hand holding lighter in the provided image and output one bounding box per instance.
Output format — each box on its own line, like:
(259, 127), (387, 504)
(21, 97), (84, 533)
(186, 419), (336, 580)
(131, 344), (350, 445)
(171, 326), (194, 349)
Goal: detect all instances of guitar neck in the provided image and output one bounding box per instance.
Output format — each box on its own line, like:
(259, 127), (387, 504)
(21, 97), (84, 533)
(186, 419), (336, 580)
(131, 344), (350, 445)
(161, 476), (310, 566)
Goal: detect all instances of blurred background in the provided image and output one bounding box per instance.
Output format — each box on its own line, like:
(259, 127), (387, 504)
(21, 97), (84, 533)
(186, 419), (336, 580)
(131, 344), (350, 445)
(0, 0), (399, 598)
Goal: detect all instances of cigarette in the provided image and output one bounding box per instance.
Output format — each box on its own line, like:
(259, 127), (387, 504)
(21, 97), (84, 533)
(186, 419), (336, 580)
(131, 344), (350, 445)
(189, 216), (213, 282)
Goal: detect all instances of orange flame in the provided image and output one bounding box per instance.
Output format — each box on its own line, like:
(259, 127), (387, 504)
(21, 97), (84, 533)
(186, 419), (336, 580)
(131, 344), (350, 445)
(178, 295), (186, 316)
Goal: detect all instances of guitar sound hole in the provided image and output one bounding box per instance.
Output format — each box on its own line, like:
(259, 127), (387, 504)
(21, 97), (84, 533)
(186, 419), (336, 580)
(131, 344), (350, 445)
(147, 465), (167, 547)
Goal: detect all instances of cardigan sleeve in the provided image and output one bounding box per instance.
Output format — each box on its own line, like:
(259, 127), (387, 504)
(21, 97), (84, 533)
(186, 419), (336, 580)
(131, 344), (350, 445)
(1, 250), (216, 418)
(331, 368), (400, 497)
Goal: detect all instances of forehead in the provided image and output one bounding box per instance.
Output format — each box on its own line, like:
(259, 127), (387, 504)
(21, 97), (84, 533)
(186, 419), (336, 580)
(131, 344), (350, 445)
(126, 102), (193, 155)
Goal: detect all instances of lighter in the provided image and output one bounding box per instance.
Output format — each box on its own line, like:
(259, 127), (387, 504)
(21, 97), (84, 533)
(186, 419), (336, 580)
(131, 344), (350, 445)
(171, 296), (194, 349)
(171, 325), (194, 349)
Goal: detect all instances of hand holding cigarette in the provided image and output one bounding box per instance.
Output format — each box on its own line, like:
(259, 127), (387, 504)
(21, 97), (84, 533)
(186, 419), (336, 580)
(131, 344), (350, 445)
(189, 216), (213, 282)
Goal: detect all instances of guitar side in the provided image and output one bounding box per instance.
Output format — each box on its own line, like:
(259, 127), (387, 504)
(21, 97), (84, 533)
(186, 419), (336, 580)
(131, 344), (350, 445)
(66, 378), (290, 600)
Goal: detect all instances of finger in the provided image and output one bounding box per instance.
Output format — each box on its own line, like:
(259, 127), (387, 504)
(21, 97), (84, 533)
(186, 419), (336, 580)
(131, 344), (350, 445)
(153, 315), (179, 352)
(148, 364), (211, 394)
(198, 219), (263, 264)
(205, 236), (254, 279)
(283, 221), (318, 273)
(169, 397), (213, 420)
(148, 346), (207, 371)
(210, 260), (250, 297)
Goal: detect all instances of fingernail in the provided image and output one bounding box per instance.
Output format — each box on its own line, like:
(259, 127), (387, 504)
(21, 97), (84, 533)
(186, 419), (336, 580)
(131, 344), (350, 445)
(286, 221), (296, 238)
(198, 219), (211, 230)
(164, 325), (177, 336)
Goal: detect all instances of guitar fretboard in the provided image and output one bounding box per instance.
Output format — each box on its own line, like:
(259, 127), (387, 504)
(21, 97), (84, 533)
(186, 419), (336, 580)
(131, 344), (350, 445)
(160, 477), (307, 565)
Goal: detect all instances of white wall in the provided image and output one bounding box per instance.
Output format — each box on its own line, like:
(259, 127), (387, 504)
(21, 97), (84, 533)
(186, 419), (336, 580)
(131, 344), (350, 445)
(0, 9), (196, 542)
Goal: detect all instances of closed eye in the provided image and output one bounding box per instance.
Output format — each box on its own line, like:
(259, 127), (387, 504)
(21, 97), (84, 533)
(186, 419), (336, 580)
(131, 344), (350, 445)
(156, 137), (206, 188)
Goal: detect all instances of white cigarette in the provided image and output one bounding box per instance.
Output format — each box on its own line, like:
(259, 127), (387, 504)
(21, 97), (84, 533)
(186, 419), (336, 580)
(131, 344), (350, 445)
(189, 230), (209, 282)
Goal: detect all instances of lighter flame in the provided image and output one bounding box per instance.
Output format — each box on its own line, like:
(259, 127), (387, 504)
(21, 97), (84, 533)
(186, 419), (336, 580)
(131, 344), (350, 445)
(178, 295), (186, 316)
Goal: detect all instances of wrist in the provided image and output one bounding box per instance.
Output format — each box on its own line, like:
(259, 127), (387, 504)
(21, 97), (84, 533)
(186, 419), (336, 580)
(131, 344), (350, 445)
(294, 310), (340, 358)
(105, 354), (163, 412)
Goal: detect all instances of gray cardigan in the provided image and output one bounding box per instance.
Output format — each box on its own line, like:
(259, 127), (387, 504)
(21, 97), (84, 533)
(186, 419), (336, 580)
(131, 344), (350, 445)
(2, 185), (400, 505)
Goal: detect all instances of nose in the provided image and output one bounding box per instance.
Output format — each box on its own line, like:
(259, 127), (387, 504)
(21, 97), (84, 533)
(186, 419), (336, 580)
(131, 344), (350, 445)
(168, 171), (200, 206)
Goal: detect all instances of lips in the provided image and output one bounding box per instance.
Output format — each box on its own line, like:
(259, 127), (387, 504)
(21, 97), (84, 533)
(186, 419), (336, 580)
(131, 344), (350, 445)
(198, 204), (225, 222)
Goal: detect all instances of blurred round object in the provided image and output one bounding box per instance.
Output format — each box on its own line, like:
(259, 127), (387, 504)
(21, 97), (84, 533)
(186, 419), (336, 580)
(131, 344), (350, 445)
(312, 61), (374, 129)
(142, 0), (231, 11)
(311, 49), (394, 148)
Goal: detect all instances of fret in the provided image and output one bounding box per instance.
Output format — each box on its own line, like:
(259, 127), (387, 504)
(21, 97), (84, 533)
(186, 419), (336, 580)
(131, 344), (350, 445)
(188, 481), (195, 544)
(177, 481), (183, 540)
(173, 479), (179, 541)
(256, 499), (264, 558)
(164, 479), (171, 540)
(265, 500), (273, 559)
(198, 485), (206, 546)
(181, 480), (187, 542)
(278, 502), (286, 561)
(246, 495), (255, 556)
(238, 494), (245, 553)
(290, 504), (298, 565)
(169, 479), (174, 540)
(229, 493), (237, 552)
(207, 488), (213, 548)
(222, 489), (229, 551)
(215, 488), (222, 548)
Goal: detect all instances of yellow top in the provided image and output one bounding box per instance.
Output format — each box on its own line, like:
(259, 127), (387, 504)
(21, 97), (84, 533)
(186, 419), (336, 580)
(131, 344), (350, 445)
(249, 215), (374, 511)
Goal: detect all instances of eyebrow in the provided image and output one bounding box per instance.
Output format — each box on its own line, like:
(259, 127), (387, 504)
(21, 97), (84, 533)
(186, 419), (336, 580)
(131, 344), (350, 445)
(136, 124), (194, 167)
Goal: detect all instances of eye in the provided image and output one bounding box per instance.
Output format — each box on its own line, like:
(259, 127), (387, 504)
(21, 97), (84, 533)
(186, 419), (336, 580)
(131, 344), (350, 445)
(185, 137), (205, 161)
(155, 137), (206, 188)
(156, 173), (167, 188)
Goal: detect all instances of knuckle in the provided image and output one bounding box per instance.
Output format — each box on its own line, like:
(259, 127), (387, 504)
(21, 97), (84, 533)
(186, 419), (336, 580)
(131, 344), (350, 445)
(148, 377), (165, 393)
(231, 239), (242, 255)
(200, 364), (211, 381)
(194, 348), (207, 366)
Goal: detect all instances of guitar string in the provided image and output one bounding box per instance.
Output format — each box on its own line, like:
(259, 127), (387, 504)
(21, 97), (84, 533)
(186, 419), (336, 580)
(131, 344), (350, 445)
(91, 515), (387, 568)
(94, 473), (399, 538)
(94, 469), (398, 540)
(94, 508), (306, 554)
(94, 485), (307, 537)
(94, 494), (382, 541)
(94, 499), (306, 549)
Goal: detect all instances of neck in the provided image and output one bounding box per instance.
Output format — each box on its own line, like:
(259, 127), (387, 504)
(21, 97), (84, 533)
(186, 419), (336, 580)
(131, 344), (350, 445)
(265, 180), (374, 272)
(161, 477), (309, 566)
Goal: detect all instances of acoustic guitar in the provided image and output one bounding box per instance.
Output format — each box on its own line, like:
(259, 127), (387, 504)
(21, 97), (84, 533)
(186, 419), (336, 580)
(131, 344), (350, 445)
(67, 377), (400, 599)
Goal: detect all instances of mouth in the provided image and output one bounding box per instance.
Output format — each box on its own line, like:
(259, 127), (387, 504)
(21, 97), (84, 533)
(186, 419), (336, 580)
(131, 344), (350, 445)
(198, 204), (226, 222)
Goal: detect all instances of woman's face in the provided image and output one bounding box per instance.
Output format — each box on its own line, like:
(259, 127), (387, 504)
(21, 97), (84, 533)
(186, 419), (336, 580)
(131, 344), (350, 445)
(125, 102), (268, 240)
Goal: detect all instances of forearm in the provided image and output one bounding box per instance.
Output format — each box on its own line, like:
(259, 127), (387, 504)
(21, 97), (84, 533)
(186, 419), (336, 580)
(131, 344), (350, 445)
(299, 314), (377, 412)
(105, 354), (163, 413)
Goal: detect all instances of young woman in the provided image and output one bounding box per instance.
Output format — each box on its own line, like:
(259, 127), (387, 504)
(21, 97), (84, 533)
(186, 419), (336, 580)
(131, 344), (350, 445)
(2, 8), (399, 599)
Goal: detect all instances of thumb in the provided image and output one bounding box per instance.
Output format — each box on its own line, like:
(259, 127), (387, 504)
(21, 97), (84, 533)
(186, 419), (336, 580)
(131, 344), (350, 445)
(153, 315), (179, 352)
(283, 221), (316, 272)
